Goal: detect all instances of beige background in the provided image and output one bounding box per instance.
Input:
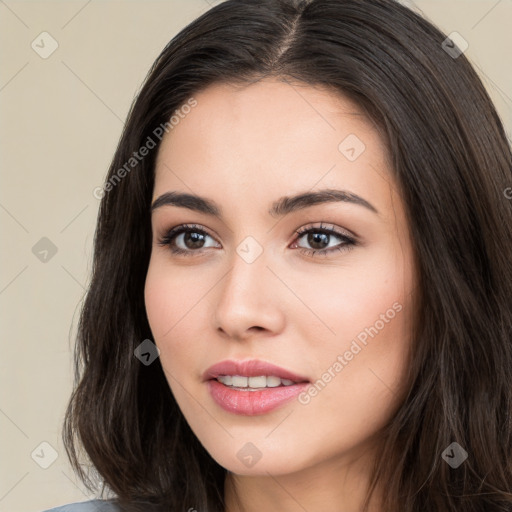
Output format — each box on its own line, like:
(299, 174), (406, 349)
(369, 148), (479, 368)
(1, 1), (511, 511)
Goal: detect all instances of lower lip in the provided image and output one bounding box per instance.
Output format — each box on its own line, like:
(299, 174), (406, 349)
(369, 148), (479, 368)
(207, 379), (310, 415)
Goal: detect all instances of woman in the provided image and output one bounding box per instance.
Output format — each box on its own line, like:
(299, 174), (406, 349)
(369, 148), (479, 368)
(44, 0), (512, 511)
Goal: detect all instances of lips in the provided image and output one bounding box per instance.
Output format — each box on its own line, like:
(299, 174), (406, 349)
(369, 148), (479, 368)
(203, 359), (311, 416)
(202, 359), (310, 383)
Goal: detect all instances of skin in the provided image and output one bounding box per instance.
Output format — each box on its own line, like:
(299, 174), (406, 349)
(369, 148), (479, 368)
(144, 77), (417, 512)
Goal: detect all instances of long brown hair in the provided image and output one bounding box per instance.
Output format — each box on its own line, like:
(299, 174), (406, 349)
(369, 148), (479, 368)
(63, 0), (512, 510)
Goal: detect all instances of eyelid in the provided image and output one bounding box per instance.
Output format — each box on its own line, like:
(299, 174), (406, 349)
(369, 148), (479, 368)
(157, 223), (219, 246)
(290, 222), (357, 256)
(293, 221), (357, 241)
(157, 220), (359, 259)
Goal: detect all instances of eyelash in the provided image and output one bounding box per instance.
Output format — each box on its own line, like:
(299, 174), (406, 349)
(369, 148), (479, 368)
(157, 222), (356, 258)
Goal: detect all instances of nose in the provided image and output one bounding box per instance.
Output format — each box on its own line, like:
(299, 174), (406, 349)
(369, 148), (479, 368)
(213, 246), (285, 342)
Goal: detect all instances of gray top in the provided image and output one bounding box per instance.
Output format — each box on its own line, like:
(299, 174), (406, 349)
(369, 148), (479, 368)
(42, 499), (121, 512)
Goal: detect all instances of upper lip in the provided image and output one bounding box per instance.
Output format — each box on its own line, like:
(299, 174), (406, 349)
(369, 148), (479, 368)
(203, 359), (310, 383)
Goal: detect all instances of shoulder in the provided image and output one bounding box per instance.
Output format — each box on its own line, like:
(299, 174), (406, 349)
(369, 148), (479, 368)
(41, 499), (121, 512)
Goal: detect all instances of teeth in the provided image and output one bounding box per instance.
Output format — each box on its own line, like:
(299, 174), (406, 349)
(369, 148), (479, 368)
(266, 376), (281, 387)
(248, 376), (267, 388)
(231, 375), (248, 387)
(217, 375), (297, 388)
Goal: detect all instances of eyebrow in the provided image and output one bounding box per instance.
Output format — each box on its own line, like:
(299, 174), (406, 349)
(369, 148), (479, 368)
(150, 188), (379, 218)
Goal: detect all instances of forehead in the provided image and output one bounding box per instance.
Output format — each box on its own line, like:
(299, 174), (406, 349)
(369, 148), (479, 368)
(153, 78), (393, 219)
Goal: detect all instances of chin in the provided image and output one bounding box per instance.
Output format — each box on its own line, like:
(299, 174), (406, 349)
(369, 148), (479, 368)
(196, 433), (315, 477)
(217, 453), (306, 476)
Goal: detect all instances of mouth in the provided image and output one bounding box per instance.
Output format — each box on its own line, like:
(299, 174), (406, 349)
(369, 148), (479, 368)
(213, 374), (305, 390)
(203, 359), (310, 415)
(203, 358), (310, 383)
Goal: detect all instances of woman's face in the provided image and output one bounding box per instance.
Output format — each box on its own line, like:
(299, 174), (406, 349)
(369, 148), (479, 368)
(144, 78), (416, 478)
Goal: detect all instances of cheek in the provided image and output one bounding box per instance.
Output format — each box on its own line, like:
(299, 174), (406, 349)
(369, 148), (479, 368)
(301, 242), (414, 402)
(144, 266), (171, 339)
(296, 243), (412, 345)
(144, 258), (201, 339)
(144, 259), (209, 380)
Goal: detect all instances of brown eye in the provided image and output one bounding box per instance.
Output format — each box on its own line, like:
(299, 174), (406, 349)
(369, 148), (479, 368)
(291, 223), (357, 258)
(158, 224), (220, 256)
